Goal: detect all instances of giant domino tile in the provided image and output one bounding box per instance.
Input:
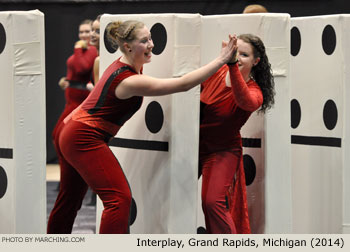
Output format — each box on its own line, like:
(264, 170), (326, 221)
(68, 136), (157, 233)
(290, 14), (349, 234)
(0, 10), (46, 234)
(197, 13), (291, 234)
(97, 13), (201, 234)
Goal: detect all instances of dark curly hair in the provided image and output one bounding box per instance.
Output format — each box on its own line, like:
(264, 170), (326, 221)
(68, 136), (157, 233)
(238, 34), (275, 113)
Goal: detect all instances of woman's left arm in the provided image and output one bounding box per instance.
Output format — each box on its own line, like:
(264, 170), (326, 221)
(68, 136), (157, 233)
(226, 64), (263, 112)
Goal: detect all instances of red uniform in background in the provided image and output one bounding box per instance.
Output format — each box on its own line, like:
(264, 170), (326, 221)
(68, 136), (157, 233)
(52, 45), (98, 141)
(47, 58), (142, 234)
(199, 63), (263, 234)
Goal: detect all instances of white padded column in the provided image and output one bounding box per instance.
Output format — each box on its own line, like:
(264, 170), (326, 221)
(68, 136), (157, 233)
(0, 10), (46, 234)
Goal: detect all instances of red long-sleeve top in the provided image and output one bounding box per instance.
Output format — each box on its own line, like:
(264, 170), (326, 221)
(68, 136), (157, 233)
(66, 45), (98, 83)
(199, 64), (263, 155)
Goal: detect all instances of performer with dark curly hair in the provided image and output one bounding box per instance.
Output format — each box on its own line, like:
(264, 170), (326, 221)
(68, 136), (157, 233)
(199, 33), (275, 234)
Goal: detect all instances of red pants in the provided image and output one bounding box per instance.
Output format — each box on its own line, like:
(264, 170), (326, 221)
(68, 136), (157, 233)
(200, 149), (241, 234)
(47, 119), (131, 234)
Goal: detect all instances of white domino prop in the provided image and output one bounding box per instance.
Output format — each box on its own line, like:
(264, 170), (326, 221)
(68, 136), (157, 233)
(291, 15), (348, 233)
(343, 15), (350, 235)
(0, 10), (46, 234)
(198, 13), (292, 233)
(98, 14), (201, 233)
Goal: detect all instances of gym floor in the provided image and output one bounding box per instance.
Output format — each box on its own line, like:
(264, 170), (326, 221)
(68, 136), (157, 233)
(46, 164), (96, 234)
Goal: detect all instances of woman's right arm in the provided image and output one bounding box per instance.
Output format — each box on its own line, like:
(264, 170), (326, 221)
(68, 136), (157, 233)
(116, 35), (237, 99)
(71, 41), (98, 74)
(58, 76), (69, 90)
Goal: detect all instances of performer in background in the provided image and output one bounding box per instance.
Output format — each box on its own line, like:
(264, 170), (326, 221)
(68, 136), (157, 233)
(85, 14), (101, 206)
(242, 4), (268, 13)
(87, 14), (101, 90)
(47, 19), (237, 234)
(199, 34), (275, 233)
(52, 19), (98, 142)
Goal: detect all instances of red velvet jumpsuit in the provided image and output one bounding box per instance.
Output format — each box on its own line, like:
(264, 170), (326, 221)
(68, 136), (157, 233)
(52, 45), (98, 141)
(199, 63), (263, 234)
(47, 58), (142, 234)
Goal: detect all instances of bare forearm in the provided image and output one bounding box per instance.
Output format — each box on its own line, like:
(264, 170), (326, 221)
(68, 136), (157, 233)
(116, 34), (237, 98)
(178, 34), (237, 91)
(179, 57), (226, 91)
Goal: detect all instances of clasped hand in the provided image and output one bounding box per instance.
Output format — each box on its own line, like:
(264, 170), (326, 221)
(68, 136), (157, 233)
(221, 34), (238, 64)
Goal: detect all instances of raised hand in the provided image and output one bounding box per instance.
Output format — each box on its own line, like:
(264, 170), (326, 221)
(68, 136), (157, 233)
(58, 77), (69, 90)
(220, 34), (238, 64)
(74, 40), (88, 49)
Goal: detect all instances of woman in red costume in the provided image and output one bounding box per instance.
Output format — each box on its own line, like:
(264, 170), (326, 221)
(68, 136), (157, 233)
(52, 19), (98, 141)
(47, 20), (238, 234)
(88, 15), (102, 87)
(199, 34), (275, 234)
(85, 15), (101, 206)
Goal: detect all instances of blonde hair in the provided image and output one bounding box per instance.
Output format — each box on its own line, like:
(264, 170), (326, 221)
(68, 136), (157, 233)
(107, 20), (145, 53)
(243, 4), (268, 14)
